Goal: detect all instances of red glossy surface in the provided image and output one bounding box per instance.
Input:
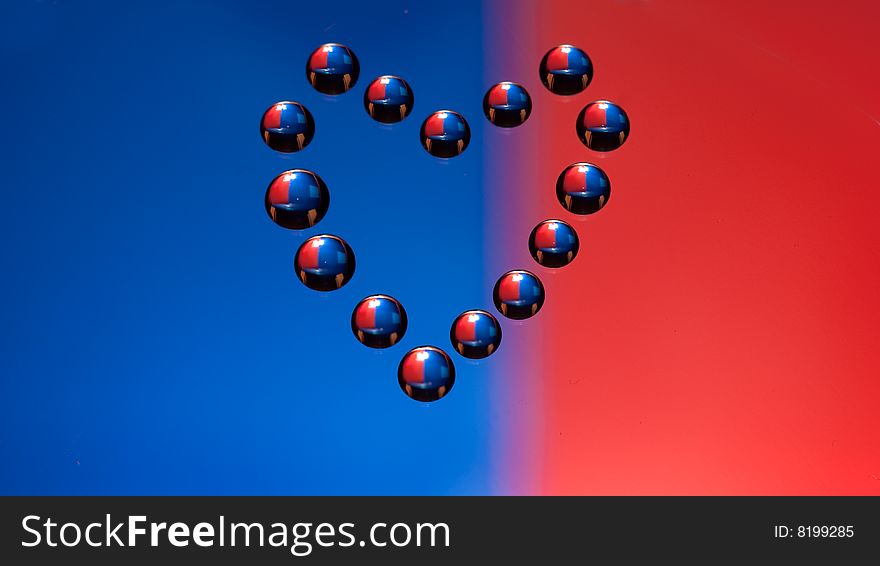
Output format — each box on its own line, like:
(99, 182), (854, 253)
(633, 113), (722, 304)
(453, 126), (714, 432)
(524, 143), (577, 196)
(486, 0), (880, 494)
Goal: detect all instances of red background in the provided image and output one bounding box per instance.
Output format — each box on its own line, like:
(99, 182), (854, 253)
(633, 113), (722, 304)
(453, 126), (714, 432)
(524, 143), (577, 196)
(486, 0), (880, 494)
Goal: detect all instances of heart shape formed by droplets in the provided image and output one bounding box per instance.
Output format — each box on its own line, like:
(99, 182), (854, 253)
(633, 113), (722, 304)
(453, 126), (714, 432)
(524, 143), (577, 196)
(258, 42), (630, 402)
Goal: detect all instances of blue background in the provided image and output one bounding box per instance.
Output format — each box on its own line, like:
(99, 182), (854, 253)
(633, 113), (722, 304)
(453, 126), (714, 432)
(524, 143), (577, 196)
(0, 0), (495, 494)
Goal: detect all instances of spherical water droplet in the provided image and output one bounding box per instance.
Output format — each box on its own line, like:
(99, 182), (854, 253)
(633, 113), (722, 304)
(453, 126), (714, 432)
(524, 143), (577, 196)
(556, 162), (611, 215)
(293, 235), (355, 292)
(419, 110), (470, 158)
(576, 100), (630, 151)
(398, 346), (455, 402)
(264, 169), (329, 230)
(539, 44), (593, 95)
(483, 82), (531, 127)
(306, 43), (359, 95)
(260, 101), (315, 153)
(450, 310), (502, 359)
(364, 75), (414, 124)
(493, 270), (545, 320)
(529, 219), (580, 268)
(351, 295), (408, 348)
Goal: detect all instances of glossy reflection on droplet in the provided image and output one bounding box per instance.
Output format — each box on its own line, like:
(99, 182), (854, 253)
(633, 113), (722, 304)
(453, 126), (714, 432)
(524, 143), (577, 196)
(529, 219), (580, 268)
(419, 110), (470, 158)
(364, 75), (414, 124)
(576, 100), (630, 151)
(556, 162), (611, 215)
(450, 310), (502, 359)
(483, 82), (531, 127)
(493, 270), (545, 321)
(293, 235), (355, 292)
(351, 294), (408, 349)
(539, 44), (593, 95)
(260, 101), (315, 153)
(398, 346), (456, 402)
(264, 169), (329, 230)
(306, 43), (359, 95)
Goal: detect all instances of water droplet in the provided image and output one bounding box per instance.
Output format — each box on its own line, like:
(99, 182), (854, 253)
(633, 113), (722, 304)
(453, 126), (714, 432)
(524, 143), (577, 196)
(556, 162), (611, 215)
(529, 219), (580, 268)
(450, 310), (502, 359)
(293, 235), (355, 291)
(493, 270), (545, 320)
(351, 295), (408, 348)
(306, 43), (359, 95)
(364, 75), (414, 124)
(398, 346), (456, 402)
(265, 169), (329, 229)
(419, 110), (470, 158)
(576, 100), (630, 151)
(483, 82), (531, 127)
(539, 44), (593, 95)
(260, 101), (315, 153)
